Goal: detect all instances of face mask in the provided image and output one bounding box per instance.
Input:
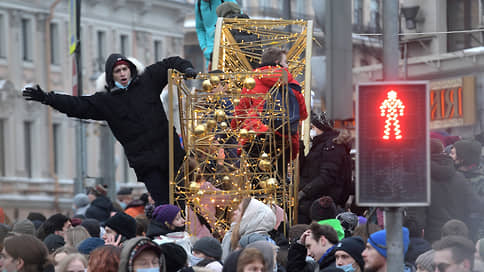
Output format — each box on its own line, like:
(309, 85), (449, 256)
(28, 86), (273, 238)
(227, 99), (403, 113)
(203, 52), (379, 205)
(136, 268), (159, 272)
(336, 263), (355, 272)
(189, 254), (204, 266)
(114, 80), (131, 90)
(120, 202), (127, 210)
(310, 129), (317, 139)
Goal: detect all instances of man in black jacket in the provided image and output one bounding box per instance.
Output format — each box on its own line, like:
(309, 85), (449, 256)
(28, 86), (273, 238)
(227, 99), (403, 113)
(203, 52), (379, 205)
(22, 53), (196, 206)
(297, 112), (352, 224)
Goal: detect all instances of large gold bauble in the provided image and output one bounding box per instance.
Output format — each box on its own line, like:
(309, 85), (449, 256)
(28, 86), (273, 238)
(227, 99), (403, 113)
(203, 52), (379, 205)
(261, 152), (269, 159)
(202, 79), (212, 91)
(206, 119), (217, 130)
(220, 121), (228, 129)
(194, 124), (207, 136)
(263, 178), (277, 190)
(210, 75), (221, 85)
(233, 98), (240, 105)
(243, 77), (256, 90)
(239, 128), (249, 139)
(258, 159), (272, 171)
(215, 110), (226, 122)
(222, 176), (230, 183)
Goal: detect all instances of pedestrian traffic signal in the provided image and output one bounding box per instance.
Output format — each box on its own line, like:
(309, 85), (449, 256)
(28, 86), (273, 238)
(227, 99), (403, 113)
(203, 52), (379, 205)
(356, 81), (430, 206)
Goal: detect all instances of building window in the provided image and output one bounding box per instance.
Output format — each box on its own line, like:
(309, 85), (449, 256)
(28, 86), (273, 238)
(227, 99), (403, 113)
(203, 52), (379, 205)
(24, 121), (32, 178)
(53, 124), (60, 175)
(0, 13), (6, 59)
(370, 0), (381, 32)
(120, 34), (129, 56)
(154, 40), (163, 61)
(97, 30), (106, 64)
(353, 0), (363, 27)
(21, 18), (33, 61)
(0, 119), (5, 176)
(50, 23), (60, 65)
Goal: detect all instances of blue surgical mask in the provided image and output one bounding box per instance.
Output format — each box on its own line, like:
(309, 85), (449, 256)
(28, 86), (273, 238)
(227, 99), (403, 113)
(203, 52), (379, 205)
(120, 202), (127, 210)
(336, 263), (355, 272)
(189, 254), (204, 266)
(136, 268), (159, 272)
(114, 80), (131, 90)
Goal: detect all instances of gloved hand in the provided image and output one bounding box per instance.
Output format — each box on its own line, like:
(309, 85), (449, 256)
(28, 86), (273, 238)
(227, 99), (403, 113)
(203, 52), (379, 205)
(184, 67), (197, 79)
(22, 85), (48, 104)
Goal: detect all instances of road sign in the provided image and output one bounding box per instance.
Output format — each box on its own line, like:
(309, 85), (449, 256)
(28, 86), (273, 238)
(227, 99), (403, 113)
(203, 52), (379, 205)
(356, 81), (430, 206)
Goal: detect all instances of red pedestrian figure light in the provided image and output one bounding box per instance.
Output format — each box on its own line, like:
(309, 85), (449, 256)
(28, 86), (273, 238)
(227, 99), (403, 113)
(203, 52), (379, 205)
(380, 90), (405, 140)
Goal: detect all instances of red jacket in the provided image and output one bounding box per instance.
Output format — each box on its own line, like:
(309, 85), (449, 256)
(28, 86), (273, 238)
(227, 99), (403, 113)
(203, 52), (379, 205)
(231, 66), (308, 159)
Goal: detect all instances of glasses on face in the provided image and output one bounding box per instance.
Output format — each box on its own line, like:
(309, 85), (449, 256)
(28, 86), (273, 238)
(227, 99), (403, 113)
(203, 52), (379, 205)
(433, 262), (451, 272)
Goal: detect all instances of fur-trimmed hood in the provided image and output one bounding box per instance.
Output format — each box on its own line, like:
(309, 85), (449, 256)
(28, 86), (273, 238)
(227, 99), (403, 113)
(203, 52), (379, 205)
(95, 54), (145, 92)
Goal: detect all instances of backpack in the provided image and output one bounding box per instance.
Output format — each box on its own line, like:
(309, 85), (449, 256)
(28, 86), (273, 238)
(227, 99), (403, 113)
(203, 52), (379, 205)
(263, 83), (301, 135)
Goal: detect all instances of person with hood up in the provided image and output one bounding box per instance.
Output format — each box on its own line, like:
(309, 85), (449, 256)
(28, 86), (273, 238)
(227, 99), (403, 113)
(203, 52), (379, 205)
(297, 112), (352, 224)
(221, 198), (276, 262)
(22, 53), (196, 206)
(118, 237), (164, 272)
(146, 204), (185, 239)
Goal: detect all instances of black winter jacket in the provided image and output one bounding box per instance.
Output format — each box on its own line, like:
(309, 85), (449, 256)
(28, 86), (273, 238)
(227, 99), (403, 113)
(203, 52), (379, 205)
(409, 154), (479, 243)
(298, 130), (351, 223)
(45, 54), (192, 180)
(146, 219), (185, 239)
(287, 243), (335, 272)
(85, 195), (114, 223)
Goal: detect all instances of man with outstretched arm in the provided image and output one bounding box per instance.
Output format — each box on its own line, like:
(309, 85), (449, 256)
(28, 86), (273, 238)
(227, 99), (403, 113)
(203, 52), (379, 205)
(22, 53), (197, 206)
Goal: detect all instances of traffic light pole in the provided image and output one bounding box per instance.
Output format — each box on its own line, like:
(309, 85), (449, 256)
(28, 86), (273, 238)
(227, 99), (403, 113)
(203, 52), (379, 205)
(383, 0), (404, 271)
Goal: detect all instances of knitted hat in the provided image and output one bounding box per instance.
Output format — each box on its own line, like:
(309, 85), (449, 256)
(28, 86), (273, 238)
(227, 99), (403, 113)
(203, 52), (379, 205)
(70, 217), (82, 227)
(81, 218), (100, 238)
(104, 212), (136, 239)
(453, 139), (482, 166)
(12, 219), (36, 236)
(43, 233), (66, 253)
(152, 204), (180, 224)
(216, 2), (241, 17)
(27, 212), (46, 223)
(311, 112), (333, 131)
(160, 242), (187, 272)
(333, 237), (366, 271)
(415, 250), (434, 272)
(318, 218), (345, 241)
(368, 227), (410, 258)
(73, 193), (90, 208)
(89, 184), (107, 196)
(336, 212), (359, 233)
(310, 196), (337, 221)
(77, 237), (105, 255)
(192, 237), (223, 260)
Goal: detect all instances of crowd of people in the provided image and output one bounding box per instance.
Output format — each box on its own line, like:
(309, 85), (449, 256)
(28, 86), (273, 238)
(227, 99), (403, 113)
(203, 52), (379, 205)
(4, 1), (483, 271)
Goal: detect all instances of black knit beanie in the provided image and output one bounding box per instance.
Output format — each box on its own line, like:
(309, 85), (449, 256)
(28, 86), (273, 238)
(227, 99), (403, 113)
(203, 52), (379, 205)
(104, 212), (136, 239)
(333, 237), (366, 271)
(160, 242), (187, 272)
(310, 196), (337, 221)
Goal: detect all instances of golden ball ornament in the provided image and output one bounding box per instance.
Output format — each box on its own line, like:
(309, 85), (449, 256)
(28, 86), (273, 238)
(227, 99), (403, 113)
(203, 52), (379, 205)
(258, 159), (272, 171)
(243, 77), (256, 90)
(194, 124), (207, 136)
(220, 121), (228, 129)
(206, 119), (217, 130)
(215, 110), (226, 122)
(239, 128), (249, 139)
(233, 98), (240, 105)
(222, 176), (230, 183)
(210, 75), (221, 85)
(202, 79), (212, 91)
(261, 152), (269, 159)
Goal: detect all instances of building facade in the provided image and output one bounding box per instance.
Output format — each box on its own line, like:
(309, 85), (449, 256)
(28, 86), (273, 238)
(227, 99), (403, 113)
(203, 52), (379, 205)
(0, 0), (191, 219)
